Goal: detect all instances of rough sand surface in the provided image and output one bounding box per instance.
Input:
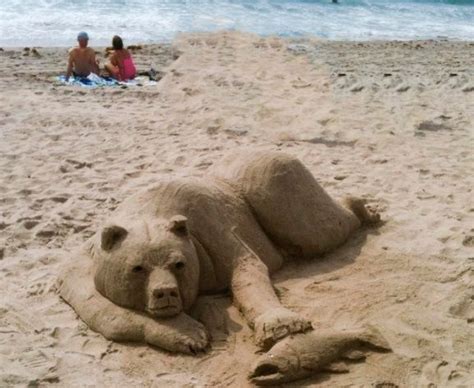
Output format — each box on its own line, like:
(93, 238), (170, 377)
(0, 32), (473, 386)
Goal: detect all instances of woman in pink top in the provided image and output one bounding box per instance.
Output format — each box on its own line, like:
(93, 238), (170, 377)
(105, 35), (136, 81)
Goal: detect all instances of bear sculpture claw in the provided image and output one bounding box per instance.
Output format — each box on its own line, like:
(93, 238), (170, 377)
(254, 307), (313, 349)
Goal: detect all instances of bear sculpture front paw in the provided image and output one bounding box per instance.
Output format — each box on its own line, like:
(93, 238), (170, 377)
(254, 308), (312, 349)
(145, 313), (209, 354)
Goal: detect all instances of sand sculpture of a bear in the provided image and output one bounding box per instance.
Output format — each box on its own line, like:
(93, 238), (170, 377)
(58, 150), (380, 356)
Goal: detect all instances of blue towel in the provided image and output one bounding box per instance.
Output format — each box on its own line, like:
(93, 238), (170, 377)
(57, 74), (157, 88)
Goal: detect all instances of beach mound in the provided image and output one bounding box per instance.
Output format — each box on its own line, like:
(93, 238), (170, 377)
(0, 31), (473, 386)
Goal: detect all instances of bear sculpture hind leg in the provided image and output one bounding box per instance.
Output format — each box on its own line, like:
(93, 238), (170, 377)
(213, 151), (379, 349)
(212, 151), (361, 258)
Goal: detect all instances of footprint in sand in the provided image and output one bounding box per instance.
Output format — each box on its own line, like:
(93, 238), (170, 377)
(207, 126), (220, 135)
(420, 360), (471, 387)
(49, 196), (69, 204)
(232, 80), (244, 88)
(462, 235), (474, 247)
(27, 281), (52, 297)
(65, 159), (93, 169)
(374, 383), (399, 388)
(182, 87), (200, 96)
(214, 77), (229, 87)
(18, 349), (59, 385)
(462, 84), (474, 93)
(396, 85), (410, 92)
(35, 224), (58, 239)
(23, 220), (40, 230)
(416, 120), (452, 133)
(448, 293), (473, 323)
(17, 215), (42, 230)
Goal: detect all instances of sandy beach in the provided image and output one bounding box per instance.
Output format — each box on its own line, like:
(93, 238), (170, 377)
(0, 31), (473, 386)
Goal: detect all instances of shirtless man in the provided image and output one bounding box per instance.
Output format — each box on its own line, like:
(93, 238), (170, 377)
(66, 32), (100, 81)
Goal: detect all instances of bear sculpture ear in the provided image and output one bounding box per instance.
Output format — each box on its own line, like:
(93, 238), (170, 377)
(101, 225), (128, 251)
(168, 215), (189, 237)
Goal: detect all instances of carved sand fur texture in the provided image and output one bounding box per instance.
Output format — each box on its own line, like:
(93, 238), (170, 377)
(58, 150), (380, 354)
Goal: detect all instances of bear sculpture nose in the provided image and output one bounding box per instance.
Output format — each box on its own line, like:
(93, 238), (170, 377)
(148, 285), (182, 315)
(153, 287), (179, 300)
(147, 269), (182, 315)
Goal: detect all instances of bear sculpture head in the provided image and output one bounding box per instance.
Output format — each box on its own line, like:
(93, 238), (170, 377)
(92, 215), (200, 318)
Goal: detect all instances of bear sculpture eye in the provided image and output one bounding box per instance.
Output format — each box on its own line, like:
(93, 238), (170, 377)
(174, 261), (185, 270)
(132, 265), (145, 273)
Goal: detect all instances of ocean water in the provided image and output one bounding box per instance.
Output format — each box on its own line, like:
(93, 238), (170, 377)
(0, 0), (473, 46)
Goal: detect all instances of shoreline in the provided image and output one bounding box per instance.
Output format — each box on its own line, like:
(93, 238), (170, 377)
(2, 34), (474, 50)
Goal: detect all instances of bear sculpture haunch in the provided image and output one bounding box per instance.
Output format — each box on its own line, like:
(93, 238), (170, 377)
(58, 151), (379, 354)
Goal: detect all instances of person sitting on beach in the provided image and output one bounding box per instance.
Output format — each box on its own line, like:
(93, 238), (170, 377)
(65, 32), (100, 81)
(105, 36), (137, 81)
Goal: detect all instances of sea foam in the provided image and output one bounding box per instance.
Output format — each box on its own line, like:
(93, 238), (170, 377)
(1, 0), (473, 46)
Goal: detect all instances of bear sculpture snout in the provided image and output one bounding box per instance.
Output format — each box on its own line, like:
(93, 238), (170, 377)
(146, 267), (183, 318)
(147, 283), (182, 317)
(153, 286), (180, 307)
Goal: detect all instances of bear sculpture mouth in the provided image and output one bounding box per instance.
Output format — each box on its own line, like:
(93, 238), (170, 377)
(146, 305), (181, 318)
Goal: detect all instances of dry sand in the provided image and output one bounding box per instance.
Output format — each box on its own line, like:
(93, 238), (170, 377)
(0, 31), (473, 387)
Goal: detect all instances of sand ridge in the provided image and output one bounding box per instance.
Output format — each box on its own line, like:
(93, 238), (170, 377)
(0, 31), (473, 386)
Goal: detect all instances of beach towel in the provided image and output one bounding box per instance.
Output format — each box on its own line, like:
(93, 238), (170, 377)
(57, 73), (156, 88)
